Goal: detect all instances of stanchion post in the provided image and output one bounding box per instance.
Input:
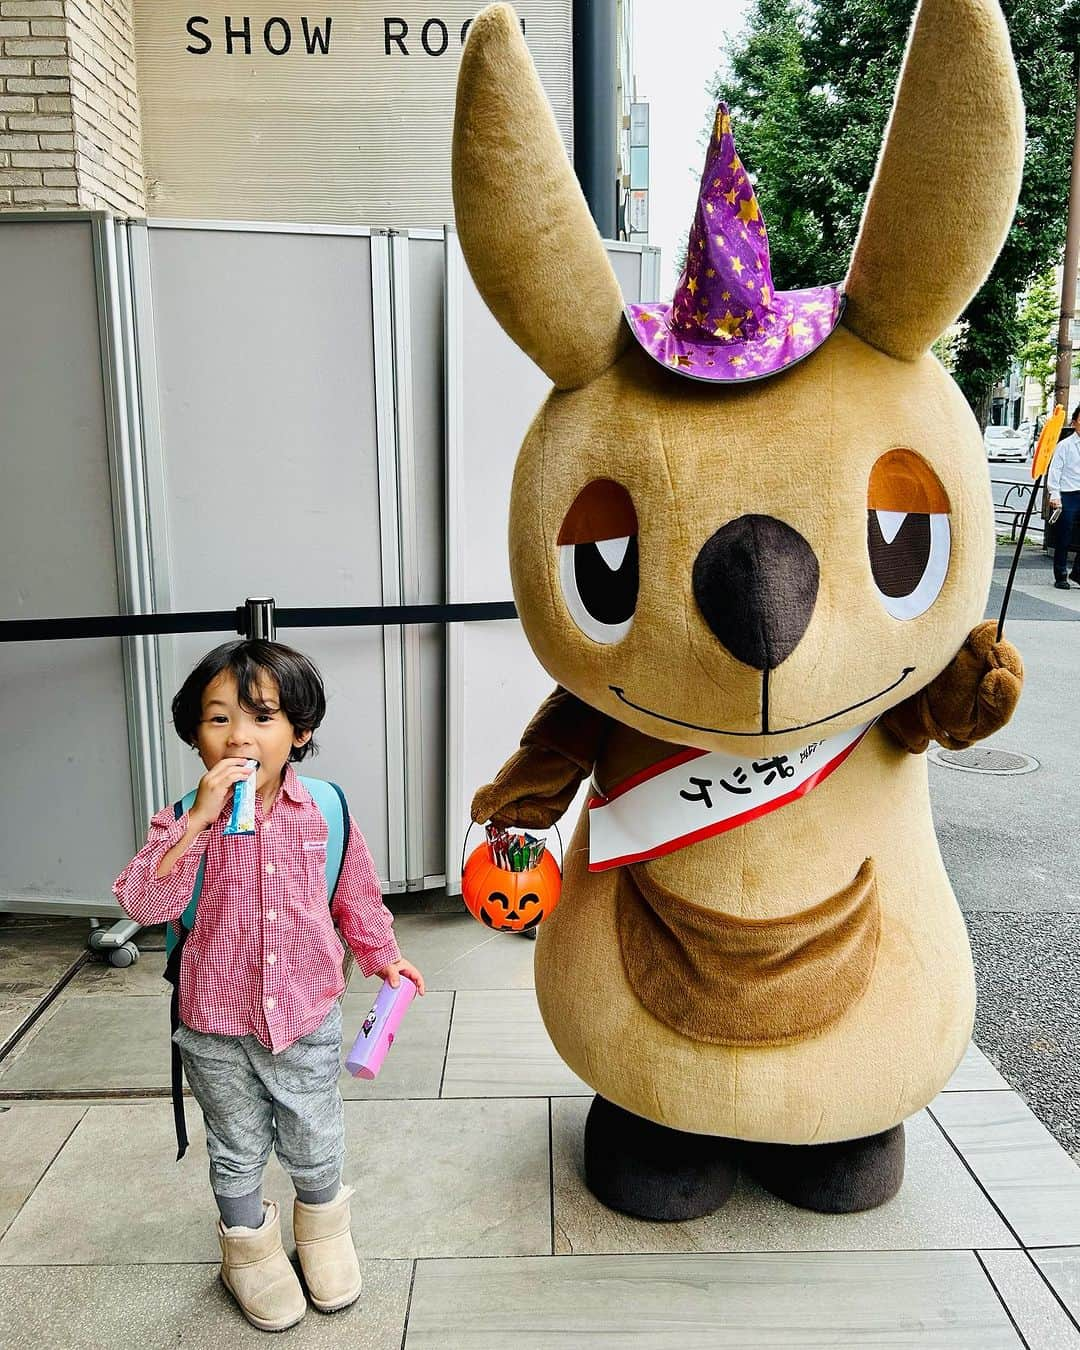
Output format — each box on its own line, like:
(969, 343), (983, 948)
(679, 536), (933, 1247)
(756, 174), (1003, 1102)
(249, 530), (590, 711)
(243, 597), (277, 641)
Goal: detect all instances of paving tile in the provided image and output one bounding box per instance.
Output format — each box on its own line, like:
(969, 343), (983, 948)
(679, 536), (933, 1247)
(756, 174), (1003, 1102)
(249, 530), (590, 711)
(388, 912), (537, 990)
(343, 1096), (552, 1259)
(978, 1250), (1080, 1349)
(441, 990), (589, 1098)
(0, 1103), (219, 1265)
(0, 916), (88, 999)
(61, 945), (169, 997)
(1033, 1250), (1080, 1329)
(3, 974), (445, 1098)
(945, 1041), (1010, 1092)
(0, 1103), (84, 1238)
(0, 1260), (412, 1350)
(339, 982), (452, 1099)
(930, 1091), (1080, 1247)
(0, 997), (35, 1049)
(0, 995), (172, 1092)
(404, 1250), (1022, 1349)
(552, 1098), (1014, 1255)
(0, 1096), (551, 1264)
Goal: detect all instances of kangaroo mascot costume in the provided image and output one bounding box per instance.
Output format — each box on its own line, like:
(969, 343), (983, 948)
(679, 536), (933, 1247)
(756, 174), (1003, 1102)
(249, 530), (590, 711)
(455, 0), (1025, 1220)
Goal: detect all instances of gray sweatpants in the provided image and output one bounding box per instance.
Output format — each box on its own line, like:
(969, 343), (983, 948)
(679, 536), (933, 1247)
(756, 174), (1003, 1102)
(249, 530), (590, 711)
(173, 1002), (345, 1198)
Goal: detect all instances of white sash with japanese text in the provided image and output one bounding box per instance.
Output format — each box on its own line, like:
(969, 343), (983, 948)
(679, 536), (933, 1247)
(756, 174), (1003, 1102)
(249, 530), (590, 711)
(587, 720), (875, 871)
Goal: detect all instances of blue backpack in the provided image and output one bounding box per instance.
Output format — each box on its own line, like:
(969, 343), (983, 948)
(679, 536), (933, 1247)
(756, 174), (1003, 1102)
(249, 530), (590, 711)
(164, 776), (350, 1159)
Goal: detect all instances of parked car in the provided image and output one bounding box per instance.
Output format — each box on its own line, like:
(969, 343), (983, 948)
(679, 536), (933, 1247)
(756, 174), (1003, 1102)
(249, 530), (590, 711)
(984, 424), (1029, 462)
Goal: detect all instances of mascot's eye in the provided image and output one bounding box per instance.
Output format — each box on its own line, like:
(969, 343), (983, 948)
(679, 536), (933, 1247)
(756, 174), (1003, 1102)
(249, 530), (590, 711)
(557, 479), (639, 644)
(867, 449), (951, 620)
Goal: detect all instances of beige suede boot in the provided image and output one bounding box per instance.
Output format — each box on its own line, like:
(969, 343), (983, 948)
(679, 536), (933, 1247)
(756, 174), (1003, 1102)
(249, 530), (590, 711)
(218, 1200), (306, 1332)
(293, 1185), (362, 1312)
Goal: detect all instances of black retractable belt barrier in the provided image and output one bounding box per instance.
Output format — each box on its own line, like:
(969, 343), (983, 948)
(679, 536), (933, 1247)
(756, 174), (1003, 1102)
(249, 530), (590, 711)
(0, 599), (518, 644)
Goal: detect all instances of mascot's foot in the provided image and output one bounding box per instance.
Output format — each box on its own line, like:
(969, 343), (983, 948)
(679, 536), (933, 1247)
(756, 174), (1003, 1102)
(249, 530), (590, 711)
(741, 1123), (905, 1213)
(583, 1095), (738, 1221)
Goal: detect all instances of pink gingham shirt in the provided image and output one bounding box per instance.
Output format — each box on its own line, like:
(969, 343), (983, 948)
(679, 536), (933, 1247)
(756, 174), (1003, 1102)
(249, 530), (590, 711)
(113, 766), (400, 1052)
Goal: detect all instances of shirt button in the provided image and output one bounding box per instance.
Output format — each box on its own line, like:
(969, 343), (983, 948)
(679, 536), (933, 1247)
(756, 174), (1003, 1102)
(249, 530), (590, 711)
(266, 910), (276, 922)
(265, 997), (276, 1011)
(266, 952), (277, 965)
(265, 863), (275, 875)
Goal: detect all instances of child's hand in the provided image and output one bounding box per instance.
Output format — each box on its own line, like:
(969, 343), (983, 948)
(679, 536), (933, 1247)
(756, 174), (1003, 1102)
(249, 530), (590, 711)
(189, 757), (256, 832)
(375, 958), (426, 996)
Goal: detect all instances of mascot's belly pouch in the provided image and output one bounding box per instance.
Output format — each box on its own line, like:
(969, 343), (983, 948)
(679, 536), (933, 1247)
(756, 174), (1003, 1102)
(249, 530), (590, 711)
(534, 732), (975, 1144)
(617, 859), (880, 1047)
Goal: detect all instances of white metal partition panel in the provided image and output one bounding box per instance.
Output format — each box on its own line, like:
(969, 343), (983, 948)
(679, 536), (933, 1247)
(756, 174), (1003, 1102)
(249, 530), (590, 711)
(0, 217), (142, 911)
(396, 230), (448, 887)
(444, 235), (660, 892)
(0, 215), (658, 912)
(136, 221), (403, 888)
(605, 241), (662, 307)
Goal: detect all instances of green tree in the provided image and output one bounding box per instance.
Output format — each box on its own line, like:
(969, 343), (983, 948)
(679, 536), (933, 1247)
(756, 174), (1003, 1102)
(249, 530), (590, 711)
(709, 0), (1077, 424)
(1016, 270), (1060, 413)
(931, 324), (964, 375)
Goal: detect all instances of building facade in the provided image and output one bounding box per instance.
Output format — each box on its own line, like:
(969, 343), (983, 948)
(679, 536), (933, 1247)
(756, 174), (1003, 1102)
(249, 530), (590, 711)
(1, 1), (644, 236)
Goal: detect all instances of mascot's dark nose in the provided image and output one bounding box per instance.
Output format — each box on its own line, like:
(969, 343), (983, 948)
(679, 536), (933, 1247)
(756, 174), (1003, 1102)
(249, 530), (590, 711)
(692, 515), (820, 670)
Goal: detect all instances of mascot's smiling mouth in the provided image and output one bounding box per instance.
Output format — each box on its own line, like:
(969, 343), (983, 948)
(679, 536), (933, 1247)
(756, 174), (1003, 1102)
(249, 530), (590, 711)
(609, 667), (915, 738)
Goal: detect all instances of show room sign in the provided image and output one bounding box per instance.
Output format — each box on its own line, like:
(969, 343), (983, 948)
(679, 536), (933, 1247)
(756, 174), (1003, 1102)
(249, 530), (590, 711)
(133, 3), (573, 225)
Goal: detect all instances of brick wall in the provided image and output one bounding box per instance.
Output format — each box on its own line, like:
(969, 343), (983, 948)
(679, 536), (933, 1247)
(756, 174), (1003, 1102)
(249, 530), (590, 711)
(0, 0), (144, 215)
(66, 0), (142, 214)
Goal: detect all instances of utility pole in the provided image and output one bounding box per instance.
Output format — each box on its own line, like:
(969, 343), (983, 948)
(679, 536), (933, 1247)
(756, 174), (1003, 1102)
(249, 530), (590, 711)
(1055, 34), (1080, 412)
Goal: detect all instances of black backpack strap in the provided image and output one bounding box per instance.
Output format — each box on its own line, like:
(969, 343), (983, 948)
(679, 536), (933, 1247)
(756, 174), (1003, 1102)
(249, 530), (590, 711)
(166, 798), (198, 1161)
(168, 953), (189, 1162)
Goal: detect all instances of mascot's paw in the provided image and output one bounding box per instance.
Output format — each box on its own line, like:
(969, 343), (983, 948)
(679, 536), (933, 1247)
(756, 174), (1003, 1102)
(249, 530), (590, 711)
(741, 1123), (905, 1213)
(583, 1095), (738, 1221)
(883, 621), (1023, 754)
(470, 745), (585, 829)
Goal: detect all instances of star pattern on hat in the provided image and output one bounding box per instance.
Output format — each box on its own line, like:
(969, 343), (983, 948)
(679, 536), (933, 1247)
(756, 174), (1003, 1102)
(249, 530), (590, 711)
(712, 309), (744, 340)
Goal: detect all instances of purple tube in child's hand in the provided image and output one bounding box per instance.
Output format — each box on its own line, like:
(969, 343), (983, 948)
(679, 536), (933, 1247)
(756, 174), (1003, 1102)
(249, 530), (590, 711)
(345, 976), (416, 1079)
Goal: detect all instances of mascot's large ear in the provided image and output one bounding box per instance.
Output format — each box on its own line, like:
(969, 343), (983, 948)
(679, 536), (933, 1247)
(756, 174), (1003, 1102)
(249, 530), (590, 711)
(843, 0), (1024, 360)
(452, 3), (631, 389)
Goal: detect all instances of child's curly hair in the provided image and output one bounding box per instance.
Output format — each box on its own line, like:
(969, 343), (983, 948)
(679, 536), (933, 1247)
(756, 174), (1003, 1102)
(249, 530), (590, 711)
(172, 640), (326, 761)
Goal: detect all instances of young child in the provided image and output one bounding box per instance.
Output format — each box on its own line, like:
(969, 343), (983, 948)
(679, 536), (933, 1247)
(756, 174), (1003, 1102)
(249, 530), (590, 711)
(114, 639), (424, 1333)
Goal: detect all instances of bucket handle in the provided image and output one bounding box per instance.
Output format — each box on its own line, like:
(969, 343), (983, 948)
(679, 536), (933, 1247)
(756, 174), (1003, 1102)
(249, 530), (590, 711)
(461, 818), (564, 881)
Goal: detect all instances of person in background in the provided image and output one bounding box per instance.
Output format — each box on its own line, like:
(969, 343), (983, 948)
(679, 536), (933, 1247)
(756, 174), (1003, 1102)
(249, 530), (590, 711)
(1047, 405), (1080, 590)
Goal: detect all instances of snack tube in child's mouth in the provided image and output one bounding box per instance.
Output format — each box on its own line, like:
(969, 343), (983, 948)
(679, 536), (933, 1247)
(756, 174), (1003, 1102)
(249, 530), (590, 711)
(223, 759), (259, 835)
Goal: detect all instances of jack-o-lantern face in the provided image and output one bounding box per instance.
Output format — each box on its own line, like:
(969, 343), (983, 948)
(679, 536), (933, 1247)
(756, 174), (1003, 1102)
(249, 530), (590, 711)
(461, 847), (562, 932)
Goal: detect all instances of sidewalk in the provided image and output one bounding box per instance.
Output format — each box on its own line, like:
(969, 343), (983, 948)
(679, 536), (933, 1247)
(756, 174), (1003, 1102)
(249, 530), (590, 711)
(2, 909), (1080, 1348)
(1, 541), (1078, 1348)
(935, 546), (1080, 1165)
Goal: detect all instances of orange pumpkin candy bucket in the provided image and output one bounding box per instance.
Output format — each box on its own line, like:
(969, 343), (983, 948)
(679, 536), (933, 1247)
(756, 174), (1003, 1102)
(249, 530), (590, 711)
(461, 823), (562, 933)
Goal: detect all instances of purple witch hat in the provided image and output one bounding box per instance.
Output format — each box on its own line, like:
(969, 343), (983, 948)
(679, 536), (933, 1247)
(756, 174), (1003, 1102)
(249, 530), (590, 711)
(625, 105), (844, 383)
